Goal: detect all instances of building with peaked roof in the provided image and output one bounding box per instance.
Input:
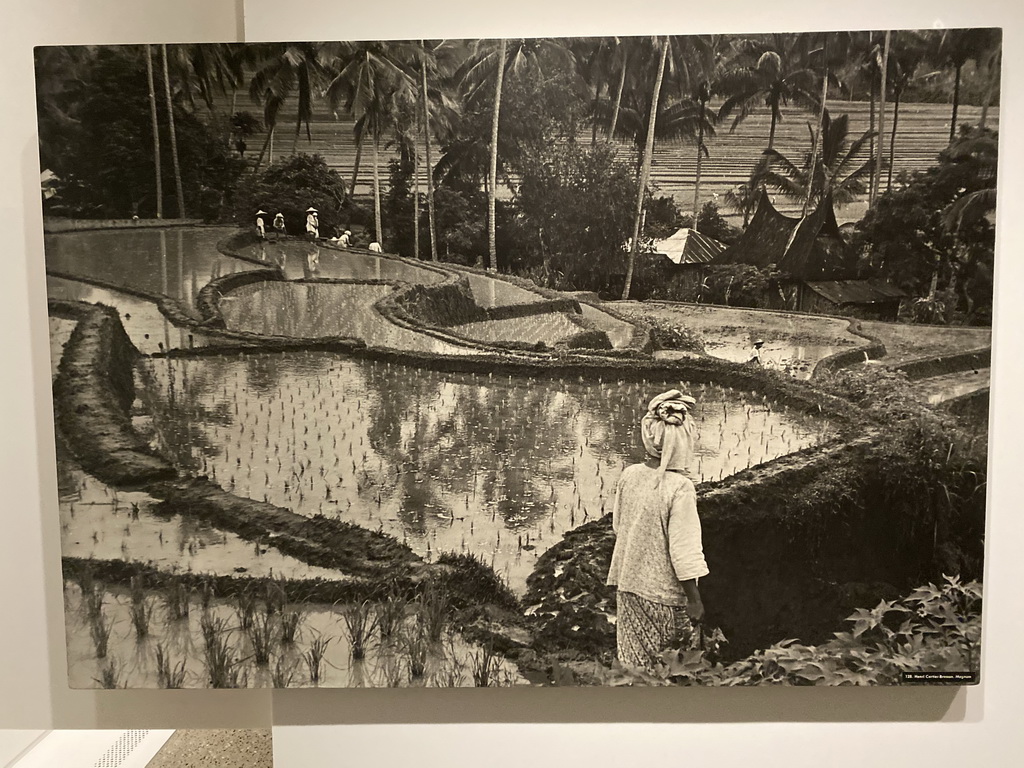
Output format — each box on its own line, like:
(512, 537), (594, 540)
(713, 192), (904, 320)
(652, 227), (727, 265)
(716, 191), (851, 280)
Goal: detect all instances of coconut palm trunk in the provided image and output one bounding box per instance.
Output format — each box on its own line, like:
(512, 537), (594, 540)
(887, 88), (902, 191)
(868, 77), (877, 204)
(160, 44), (186, 218)
(803, 36), (830, 216)
(145, 45), (163, 219)
(622, 37), (669, 301)
(608, 60), (627, 141)
(421, 43), (438, 262)
(350, 130), (363, 196)
(872, 31), (891, 202)
(412, 142), (420, 261)
(980, 50), (1000, 129)
(950, 62), (962, 142)
(372, 127), (383, 245)
(487, 38), (507, 272)
(692, 116), (705, 228)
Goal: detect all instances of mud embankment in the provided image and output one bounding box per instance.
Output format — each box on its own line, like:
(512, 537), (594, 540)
(50, 300), (418, 581)
(524, 431), (986, 661)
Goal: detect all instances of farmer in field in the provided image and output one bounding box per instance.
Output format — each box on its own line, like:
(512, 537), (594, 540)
(273, 211), (286, 240)
(606, 389), (708, 669)
(368, 240), (383, 253)
(339, 229), (352, 248)
(305, 206), (319, 240)
(749, 339), (765, 366)
(255, 209), (268, 239)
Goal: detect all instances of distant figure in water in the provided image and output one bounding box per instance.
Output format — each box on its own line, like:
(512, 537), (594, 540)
(255, 209), (268, 240)
(273, 212), (286, 240)
(305, 206), (319, 239)
(368, 241), (382, 253)
(606, 389), (707, 669)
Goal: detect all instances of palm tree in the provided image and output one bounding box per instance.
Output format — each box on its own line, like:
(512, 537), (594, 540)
(622, 36), (669, 300)
(160, 44), (185, 218)
(144, 45), (163, 218)
(939, 29), (1001, 143)
(327, 42), (415, 245)
(871, 31), (891, 204)
(420, 40), (439, 262)
(717, 33), (819, 152)
(458, 38), (575, 270)
(759, 109), (877, 210)
(249, 43), (330, 168)
(884, 32), (930, 191)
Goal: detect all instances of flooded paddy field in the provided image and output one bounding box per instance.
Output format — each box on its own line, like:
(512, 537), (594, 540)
(64, 580), (523, 689)
(45, 227), (244, 308)
(136, 352), (833, 591)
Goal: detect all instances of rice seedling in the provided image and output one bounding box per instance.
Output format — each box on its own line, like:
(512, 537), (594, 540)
(400, 621), (430, 681)
(234, 589), (258, 631)
(469, 641), (504, 688)
(90, 610), (112, 659)
(129, 576), (153, 639)
(375, 597), (407, 643)
(164, 578), (191, 621)
(263, 580), (287, 618)
(201, 616), (242, 689)
(272, 655), (296, 688)
(155, 643), (187, 688)
(303, 635), (331, 685)
(94, 658), (122, 689)
(280, 610), (303, 645)
(248, 613), (277, 667)
(416, 581), (449, 643)
(339, 600), (378, 661)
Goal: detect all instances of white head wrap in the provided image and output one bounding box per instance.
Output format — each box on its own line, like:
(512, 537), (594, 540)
(640, 389), (696, 478)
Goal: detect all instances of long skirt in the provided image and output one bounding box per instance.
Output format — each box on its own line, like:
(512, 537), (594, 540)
(615, 591), (694, 669)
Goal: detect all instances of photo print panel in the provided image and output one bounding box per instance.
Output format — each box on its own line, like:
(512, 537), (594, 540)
(36, 30), (995, 689)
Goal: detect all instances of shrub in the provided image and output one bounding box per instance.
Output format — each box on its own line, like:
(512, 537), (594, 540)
(600, 575), (982, 686)
(232, 154), (348, 237)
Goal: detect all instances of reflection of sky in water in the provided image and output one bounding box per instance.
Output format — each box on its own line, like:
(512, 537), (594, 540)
(137, 352), (832, 592)
(46, 276), (197, 355)
(220, 281), (480, 355)
(57, 442), (342, 581)
(45, 227), (244, 310)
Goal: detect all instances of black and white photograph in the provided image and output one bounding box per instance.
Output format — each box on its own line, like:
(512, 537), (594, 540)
(35, 30), (996, 689)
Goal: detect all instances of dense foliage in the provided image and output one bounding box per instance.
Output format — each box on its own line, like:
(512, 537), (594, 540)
(600, 575), (981, 686)
(855, 128), (997, 324)
(38, 46), (244, 220)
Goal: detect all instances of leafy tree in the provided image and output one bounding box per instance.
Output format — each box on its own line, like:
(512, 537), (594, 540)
(513, 142), (638, 292)
(854, 129), (996, 324)
(232, 154), (347, 237)
(42, 46), (242, 220)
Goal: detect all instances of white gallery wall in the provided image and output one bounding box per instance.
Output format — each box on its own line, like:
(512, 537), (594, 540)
(1, 0), (1023, 764)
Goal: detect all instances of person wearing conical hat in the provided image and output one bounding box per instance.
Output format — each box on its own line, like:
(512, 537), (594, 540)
(606, 389), (707, 670)
(749, 339), (765, 366)
(339, 229), (352, 248)
(273, 211), (286, 241)
(255, 209), (268, 239)
(305, 206), (319, 240)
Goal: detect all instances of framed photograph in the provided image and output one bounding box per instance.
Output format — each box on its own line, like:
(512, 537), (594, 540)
(36, 29), (995, 689)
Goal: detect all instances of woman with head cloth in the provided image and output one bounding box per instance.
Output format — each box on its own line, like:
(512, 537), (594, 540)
(606, 389), (708, 669)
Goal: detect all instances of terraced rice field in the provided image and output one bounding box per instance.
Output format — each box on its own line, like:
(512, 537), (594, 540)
(135, 352), (834, 591)
(451, 313), (583, 346)
(252, 101), (997, 222)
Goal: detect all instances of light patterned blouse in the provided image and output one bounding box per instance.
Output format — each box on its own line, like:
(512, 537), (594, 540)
(606, 463), (709, 607)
